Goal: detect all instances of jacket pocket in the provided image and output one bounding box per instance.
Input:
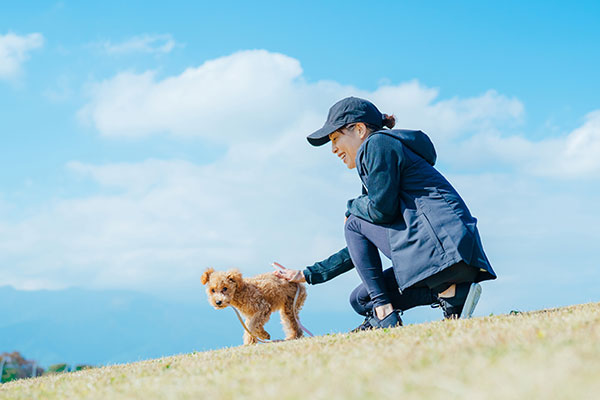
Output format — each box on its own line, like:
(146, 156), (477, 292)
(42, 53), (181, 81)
(418, 210), (446, 255)
(434, 187), (476, 235)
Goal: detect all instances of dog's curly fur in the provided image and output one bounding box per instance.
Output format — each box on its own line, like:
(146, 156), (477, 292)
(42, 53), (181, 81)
(201, 268), (307, 345)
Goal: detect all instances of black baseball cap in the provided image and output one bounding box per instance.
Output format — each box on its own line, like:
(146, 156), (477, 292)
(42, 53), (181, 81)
(307, 97), (384, 146)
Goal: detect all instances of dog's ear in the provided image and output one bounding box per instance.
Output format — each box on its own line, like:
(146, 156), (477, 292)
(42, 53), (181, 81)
(226, 269), (242, 284)
(201, 268), (215, 285)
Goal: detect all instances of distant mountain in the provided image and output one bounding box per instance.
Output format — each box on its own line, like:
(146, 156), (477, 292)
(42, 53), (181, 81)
(0, 286), (241, 367)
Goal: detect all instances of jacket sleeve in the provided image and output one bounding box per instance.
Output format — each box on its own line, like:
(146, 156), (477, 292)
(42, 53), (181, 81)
(302, 247), (355, 285)
(346, 135), (404, 224)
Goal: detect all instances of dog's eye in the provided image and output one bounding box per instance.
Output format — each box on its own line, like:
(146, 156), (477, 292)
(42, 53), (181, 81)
(222, 287), (228, 292)
(211, 288), (215, 293)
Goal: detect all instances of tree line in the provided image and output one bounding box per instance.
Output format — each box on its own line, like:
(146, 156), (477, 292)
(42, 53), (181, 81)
(0, 352), (93, 383)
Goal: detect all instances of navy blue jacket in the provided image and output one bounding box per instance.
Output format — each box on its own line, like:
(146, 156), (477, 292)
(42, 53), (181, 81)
(304, 129), (496, 290)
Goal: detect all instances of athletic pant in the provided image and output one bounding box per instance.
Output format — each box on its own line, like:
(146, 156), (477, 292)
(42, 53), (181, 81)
(344, 214), (478, 316)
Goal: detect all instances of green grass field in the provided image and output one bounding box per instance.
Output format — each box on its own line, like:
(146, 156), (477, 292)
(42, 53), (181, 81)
(1, 302), (599, 400)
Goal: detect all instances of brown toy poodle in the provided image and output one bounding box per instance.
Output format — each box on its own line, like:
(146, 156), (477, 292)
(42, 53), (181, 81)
(201, 268), (307, 345)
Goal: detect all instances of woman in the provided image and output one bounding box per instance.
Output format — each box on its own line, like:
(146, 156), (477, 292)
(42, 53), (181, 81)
(274, 97), (496, 330)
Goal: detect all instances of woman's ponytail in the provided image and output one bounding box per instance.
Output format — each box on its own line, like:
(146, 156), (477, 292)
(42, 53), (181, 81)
(382, 114), (396, 129)
(363, 112), (396, 133)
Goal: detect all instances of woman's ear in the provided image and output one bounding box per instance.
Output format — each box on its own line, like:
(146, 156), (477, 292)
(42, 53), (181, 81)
(356, 122), (368, 139)
(201, 268), (214, 285)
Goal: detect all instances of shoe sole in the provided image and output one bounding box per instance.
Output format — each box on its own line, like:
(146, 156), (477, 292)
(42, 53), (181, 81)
(459, 283), (482, 319)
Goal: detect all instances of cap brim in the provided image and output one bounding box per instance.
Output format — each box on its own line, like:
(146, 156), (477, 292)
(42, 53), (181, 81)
(306, 123), (342, 147)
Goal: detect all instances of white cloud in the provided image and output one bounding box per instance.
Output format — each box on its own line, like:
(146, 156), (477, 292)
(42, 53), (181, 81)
(78, 50), (313, 139)
(535, 110), (600, 178)
(78, 50), (523, 143)
(437, 109), (600, 179)
(80, 48), (600, 179)
(99, 34), (177, 55)
(0, 32), (44, 80)
(366, 85), (524, 138)
(0, 145), (355, 292)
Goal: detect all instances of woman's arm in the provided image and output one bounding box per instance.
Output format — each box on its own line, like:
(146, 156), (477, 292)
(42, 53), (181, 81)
(273, 247), (355, 285)
(303, 247), (355, 284)
(346, 135), (404, 224)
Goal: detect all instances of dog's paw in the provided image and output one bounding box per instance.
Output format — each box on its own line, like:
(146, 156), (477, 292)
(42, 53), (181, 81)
(243, 332), (257, 345)
(284, 332), (303, 341)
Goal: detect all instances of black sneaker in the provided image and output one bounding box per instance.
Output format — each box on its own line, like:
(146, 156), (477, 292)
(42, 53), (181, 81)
(351, 313), (374, 333)
(434, 283), (482, 319)
(367, 309), (403, 329)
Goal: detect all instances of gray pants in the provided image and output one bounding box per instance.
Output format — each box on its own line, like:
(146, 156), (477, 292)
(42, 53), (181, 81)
(345, 214), (477, 316)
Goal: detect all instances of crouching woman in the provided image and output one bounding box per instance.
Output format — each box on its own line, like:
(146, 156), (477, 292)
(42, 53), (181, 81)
(274, 97), (496, 330)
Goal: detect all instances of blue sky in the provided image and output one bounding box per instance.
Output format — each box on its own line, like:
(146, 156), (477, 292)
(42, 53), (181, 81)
(1, 1), (600, 328)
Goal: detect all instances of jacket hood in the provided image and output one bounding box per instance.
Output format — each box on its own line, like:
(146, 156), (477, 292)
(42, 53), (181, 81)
(373, 129), (437, 166)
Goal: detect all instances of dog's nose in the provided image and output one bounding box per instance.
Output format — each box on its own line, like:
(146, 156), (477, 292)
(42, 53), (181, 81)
(216, 300), (222, 306)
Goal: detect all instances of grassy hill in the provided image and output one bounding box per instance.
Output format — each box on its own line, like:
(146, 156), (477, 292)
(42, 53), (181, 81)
(1, 302), (598, 400)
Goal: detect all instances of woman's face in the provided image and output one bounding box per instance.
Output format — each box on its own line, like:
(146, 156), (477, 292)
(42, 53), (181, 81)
(329, 124), (368, 169)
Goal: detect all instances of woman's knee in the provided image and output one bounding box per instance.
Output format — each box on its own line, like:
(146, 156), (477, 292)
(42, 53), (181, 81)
(344, 214), (361, 235)
(344, 214), (368, 251)
(349, 285), (370, 316)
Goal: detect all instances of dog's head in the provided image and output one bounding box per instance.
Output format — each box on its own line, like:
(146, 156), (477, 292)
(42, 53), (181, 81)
(200, 268), (243, 309)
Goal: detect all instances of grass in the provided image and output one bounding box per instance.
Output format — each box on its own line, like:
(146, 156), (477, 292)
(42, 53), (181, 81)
(1, 302), (599, 400)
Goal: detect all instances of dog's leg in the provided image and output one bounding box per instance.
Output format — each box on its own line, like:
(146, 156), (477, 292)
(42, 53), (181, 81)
(281, 298), (303, 340)
(248, 309), (271, 342)
(243, 319), (257, 345)
(282, 285), (307, 340)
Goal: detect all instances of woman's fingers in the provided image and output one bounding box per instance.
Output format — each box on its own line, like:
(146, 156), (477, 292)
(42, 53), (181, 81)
(273, 269), (294, 281)
(272, 266), (289, 279)
(272, 262), (305, 283)
(274, 271), (290, 280)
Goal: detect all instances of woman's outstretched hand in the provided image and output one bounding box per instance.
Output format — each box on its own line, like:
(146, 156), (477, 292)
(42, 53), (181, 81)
(272, 262), (306, 283)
